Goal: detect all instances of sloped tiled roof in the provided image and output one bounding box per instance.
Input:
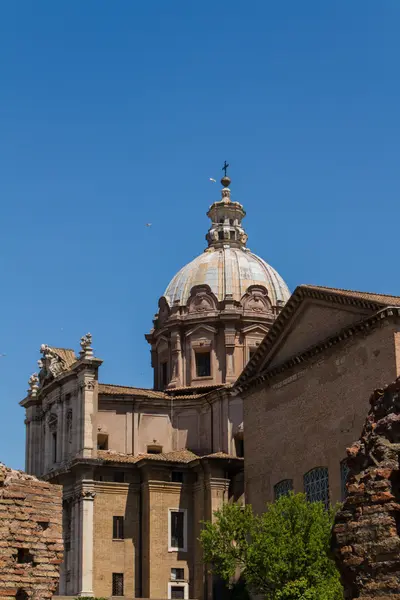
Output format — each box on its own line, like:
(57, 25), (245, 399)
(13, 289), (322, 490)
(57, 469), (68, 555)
(236, 284), (400, 389)
(203, 452), (243, 460)
(96, 449), (240, 465)
(53, 348), (77, 369)
(97, 449), (198, 464)
(302, 284), (400, 306)
(98, 383), (166, 399)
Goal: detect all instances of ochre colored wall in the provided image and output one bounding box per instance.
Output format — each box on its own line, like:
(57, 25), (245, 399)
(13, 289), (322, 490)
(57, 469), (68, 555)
(93, 480), (140, 598)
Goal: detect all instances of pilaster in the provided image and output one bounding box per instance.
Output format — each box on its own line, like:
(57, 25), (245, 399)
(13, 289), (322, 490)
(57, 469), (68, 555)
(78, 486), (96, 597)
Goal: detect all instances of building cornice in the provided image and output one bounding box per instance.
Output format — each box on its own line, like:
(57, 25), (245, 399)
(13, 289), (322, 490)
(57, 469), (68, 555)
(236, 285), (400, 389)
(236, 305), (400, 394)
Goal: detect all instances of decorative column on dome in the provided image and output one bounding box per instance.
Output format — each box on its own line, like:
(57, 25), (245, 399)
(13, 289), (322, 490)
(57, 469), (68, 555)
(169, 330), (182, 388)
(206, 163), (248, 249)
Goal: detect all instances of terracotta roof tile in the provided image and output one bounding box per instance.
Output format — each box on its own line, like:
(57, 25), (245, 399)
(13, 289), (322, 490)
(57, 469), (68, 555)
(203, 452), (243, 460)
(52, 347), (77, 369)
(236, 284), (400, 388)
(97, 449), (199, 464)
(302, 285), (400, 306)
(98, 383), (166, 399)
(97, 450), (140, 463)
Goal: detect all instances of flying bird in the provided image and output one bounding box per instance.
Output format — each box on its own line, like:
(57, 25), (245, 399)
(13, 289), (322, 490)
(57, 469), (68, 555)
(209, 178), (216, 183)
(145, 223), (152, 227)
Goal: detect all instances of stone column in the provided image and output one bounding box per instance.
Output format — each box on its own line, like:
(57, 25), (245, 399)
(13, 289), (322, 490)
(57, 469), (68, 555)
(70, 494), (79, 595)
(133, 410), (139, 455)
(169, 330), (183, 388)
(78, 489), (95, 597)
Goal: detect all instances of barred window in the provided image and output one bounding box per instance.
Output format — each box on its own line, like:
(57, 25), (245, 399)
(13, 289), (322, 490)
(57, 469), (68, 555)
(274, 479), (293, 500)
(340, 459), (350, 501)
(303, 467), (330, 508)
(170, 586), (185, 599)
(112, 573), (124, 597)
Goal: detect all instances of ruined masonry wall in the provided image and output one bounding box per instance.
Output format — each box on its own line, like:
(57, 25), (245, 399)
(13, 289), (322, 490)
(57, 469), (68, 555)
(0, 463), (63, 600)
(332, 378), (400, 600)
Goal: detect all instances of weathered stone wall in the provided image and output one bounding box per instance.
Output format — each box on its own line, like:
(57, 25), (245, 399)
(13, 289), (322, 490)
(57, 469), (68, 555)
(0, 463), (63, 600)
(332, 378), (400, 599)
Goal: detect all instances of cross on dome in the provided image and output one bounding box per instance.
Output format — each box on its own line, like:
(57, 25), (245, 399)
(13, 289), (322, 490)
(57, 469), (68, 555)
(206, 163), (248, 249)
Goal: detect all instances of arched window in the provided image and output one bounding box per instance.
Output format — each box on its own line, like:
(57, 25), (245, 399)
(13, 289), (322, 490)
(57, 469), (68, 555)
(274, 479), (293, 500)
(303, 467), (330, 508)
(340, 459), (350, 501)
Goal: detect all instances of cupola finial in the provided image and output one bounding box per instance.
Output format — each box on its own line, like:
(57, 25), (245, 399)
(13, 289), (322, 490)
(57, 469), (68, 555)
(205, 163), (248, 249)
(221, 160), (231, 188)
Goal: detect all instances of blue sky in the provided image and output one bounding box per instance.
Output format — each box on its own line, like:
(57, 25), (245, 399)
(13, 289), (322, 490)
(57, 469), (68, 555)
(1, 1), (400, 469)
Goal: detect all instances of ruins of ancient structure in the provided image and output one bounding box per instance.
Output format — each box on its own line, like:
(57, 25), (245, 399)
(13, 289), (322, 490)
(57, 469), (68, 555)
(332, 378), (400, 599)
(0, 463), (63, 600)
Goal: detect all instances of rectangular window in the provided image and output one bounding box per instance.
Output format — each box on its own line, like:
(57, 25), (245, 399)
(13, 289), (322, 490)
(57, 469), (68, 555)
(97, 434), (109, 450)
(113, 516), (124, 540)
(235, 438), (244, 458)
(52, 432), (57, 463)
(170, 586), (185, 600)
(112, 573), (124, 597)
(195, 351), (211, 377)
(169, 509), (187, 552)
(172, 471), (184, 483)
(113, 472), (125, 483)
(171, 568), (185, 581)
(161, 361), (168, 388)
(168, 583), (188, 600)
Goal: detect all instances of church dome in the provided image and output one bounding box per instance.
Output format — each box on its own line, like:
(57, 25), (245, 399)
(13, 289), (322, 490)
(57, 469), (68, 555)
(165, 247), (290, 306)
(163, 170), (290, 309)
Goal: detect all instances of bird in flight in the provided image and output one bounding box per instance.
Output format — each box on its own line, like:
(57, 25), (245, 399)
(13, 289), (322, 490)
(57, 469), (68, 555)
(145, 223), (152, 227)
(209, 178), (216, 183)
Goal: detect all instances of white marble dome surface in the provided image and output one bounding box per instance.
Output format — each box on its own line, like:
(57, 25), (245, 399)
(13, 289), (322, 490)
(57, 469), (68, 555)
(164, 247), (291, 306)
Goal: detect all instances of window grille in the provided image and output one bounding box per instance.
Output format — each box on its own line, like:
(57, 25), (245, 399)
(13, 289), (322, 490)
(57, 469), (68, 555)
(113, 516), (124, 540)
(274, 479), (293, 500)
(340, 460), (350, 501)
(112, 573), (124, 597)
(303, 467), (330, 508)
(170, 586), (185, 599)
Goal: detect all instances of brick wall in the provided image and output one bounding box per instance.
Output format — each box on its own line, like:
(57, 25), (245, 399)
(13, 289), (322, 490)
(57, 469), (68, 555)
(244, 320), (400, 513)
(332, 377), (400, 599)
(0, 463), (63, 600)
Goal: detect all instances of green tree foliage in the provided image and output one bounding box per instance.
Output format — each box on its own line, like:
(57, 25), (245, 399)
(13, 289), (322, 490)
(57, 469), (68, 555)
(200, 493), (343, 600)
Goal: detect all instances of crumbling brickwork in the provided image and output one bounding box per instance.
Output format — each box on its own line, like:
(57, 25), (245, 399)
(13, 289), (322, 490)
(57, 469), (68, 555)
(332, 378), (400, 599)
(0, 463), (63, 600)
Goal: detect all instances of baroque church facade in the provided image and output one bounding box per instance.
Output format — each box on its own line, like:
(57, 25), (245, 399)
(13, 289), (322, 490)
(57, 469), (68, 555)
(20, 172), (290, 600)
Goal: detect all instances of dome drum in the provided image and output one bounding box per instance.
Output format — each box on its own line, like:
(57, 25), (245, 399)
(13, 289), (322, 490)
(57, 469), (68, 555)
(146, 172), (291, 392)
